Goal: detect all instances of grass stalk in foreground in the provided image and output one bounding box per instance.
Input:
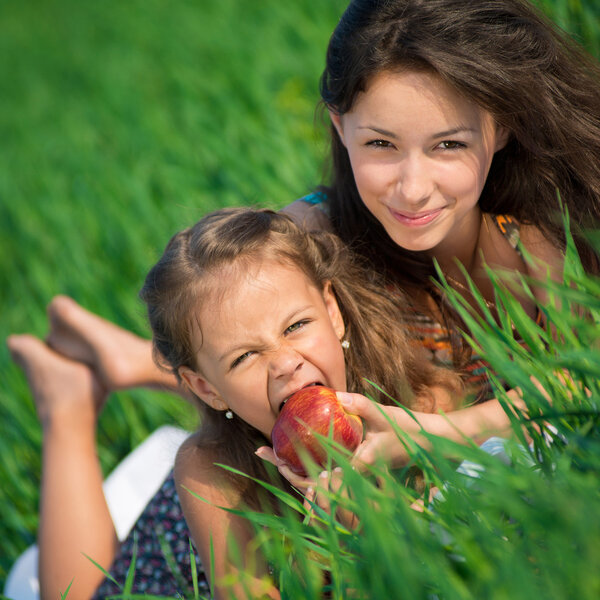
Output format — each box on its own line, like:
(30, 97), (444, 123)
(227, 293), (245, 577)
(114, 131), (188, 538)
(221, 215), (600, 599)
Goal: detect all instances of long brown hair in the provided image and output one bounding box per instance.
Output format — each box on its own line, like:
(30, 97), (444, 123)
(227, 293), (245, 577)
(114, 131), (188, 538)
(319, 0), (600, 333)
(140, 207), (462, 508)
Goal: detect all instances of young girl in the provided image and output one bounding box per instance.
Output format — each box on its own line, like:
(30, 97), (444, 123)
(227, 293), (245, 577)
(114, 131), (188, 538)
(8, 207), (463, 599)
(137, 206), (462, 599)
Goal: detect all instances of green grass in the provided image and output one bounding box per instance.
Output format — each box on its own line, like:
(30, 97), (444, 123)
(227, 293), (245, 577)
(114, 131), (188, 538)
(0, 0), (348, 584)
(230, 214), (600, 599)
(0, 0), (598, 594)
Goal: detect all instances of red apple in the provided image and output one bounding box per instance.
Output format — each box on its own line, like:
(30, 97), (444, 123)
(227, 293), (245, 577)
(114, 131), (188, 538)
(271, 385), (363, 476)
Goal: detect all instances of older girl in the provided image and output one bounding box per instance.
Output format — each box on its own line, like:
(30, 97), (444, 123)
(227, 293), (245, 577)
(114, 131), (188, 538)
(285, 0), (600, 463)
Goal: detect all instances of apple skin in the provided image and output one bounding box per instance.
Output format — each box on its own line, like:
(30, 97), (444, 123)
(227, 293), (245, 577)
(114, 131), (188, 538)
(271, 386), (363, 476)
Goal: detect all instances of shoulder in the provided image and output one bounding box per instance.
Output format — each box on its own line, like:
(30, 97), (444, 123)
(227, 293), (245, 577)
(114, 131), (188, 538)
(487, 214), (564, 282)
(174, 433), (237, 507)
(173, 437), (271, 596)
(518, 223), (564, 283)
(280, 193), (334, 233)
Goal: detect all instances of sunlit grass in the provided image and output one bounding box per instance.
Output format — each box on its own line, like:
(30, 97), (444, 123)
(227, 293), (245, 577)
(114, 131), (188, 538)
(1, 0), (598, 594)
(0, 0), (347, 583)
(226, 214), (600, 599)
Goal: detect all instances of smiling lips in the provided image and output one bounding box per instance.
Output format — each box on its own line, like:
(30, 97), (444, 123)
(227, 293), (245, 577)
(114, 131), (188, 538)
(389, 207), (443, 227)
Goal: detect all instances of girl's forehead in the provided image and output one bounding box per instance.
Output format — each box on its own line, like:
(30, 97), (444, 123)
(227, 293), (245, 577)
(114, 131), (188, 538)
(204, 256), (312, 304)
(350, 68), (496, 133)
(192, 259), (324, 347)
(361, 69), (475, 112)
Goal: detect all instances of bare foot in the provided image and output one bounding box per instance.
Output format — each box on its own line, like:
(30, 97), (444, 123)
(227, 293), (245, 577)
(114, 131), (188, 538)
(7, 334), (107, 429)
(45, 295), (175, 392)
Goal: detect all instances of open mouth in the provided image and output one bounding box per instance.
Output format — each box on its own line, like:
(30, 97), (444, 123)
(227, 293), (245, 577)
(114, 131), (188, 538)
(279, 382), (323, 413)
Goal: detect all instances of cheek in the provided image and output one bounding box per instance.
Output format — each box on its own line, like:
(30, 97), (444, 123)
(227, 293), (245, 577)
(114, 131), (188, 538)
(332, 348), (347, 392)
(303, 334), (347, 391)
(351, 158), (395, 201)
(438, 160), (485, 203)
(324, 337), (348, 392)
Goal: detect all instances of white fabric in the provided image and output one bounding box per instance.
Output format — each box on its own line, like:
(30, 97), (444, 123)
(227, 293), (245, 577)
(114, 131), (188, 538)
(4, 425), (189, 600)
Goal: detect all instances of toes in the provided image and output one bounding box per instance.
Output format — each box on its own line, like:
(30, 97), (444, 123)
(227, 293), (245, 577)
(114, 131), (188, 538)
(7, 334), (45, 368)
(47, 294), (79, 326)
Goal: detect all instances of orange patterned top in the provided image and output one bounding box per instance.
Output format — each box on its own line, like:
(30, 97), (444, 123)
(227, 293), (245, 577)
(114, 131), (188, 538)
(300, 194), (530, 400)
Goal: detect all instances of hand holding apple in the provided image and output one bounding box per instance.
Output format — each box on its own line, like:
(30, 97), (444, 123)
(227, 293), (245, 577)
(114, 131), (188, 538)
(271, 385), (363, 476)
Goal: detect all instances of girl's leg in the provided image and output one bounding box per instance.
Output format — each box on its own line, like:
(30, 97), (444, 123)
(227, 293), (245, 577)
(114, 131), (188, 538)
(8, 334), (119, 600)
(45, 295), (180, 394)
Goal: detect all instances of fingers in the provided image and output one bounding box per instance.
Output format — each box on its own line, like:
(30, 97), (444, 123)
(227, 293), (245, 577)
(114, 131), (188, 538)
(312, 470), (334, 516)
(302, 468), (358, 530)
(337, 391), (415, 431)
(254, 446), (277, 466)
(255, 446), (359, 528)
(255, 446), (314, 491)
(336, 391), (377, 420)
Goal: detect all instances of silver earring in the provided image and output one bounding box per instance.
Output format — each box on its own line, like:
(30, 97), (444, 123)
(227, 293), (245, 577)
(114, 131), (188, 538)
(341, 339), (350, 349)
(225, 409), (233, 420)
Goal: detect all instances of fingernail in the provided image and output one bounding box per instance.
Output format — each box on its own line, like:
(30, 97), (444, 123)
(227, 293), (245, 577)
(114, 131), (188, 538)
(254, 448), (266, 458)
(333, 467), (343, 474)
(337, 391), (352, 407)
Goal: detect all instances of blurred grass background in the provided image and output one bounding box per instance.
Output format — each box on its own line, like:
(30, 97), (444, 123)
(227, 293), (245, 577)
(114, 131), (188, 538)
(0, 0), (598, 588)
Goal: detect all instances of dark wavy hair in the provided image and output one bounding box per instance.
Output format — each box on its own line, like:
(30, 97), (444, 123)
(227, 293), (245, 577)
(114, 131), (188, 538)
(320, 0), (600, 291)
(140, 207), (462, 508)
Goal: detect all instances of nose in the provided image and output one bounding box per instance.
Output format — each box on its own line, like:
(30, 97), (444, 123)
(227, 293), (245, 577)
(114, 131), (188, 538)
(395, 155), (434, 205)
(268, 343), (304, 380)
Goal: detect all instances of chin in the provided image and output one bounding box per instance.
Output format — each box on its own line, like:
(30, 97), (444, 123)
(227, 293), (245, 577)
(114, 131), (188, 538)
(386, 233), (440, 254)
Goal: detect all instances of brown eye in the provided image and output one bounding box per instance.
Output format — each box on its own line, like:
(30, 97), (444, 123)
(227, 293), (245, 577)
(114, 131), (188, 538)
(367, 139), (393, 148)
(439, 140), (465, 150)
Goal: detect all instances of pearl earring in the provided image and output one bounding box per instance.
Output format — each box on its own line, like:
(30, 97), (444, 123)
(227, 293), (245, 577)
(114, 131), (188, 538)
(341, 340), (350, 349)
(225, 409), (233, 420)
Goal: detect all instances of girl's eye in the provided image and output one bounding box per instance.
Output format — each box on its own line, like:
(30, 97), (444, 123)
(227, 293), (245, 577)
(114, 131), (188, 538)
(285, 319), (309, 335)
(438, 140), (465, 150)
(366, 139), (394, 149)
(231, 351), (254, 369)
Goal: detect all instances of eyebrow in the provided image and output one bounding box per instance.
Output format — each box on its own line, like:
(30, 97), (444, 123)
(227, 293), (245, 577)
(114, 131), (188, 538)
(217, 304), (313, 363)
(358, 125), (476, 139)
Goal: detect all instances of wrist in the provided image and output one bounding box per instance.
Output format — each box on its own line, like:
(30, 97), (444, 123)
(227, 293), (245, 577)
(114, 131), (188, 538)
(41, 404), (96, 438)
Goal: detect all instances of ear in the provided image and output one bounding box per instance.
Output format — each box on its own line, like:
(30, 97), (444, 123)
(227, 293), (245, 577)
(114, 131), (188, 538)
(494, 124), (510, 153)
(322, 281), (345, 341)
(178, 366), (227, 411)
(328, 109), (347, 147)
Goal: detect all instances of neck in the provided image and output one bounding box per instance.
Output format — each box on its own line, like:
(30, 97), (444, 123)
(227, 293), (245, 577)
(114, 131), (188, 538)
(430, 208), (483, 280)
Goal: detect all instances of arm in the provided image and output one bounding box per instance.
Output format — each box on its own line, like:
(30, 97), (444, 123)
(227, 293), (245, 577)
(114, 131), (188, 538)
(40, 409), (119, 600)
(7, 335), (119, 600)
(337, 391), (521, 469)
(174, 436), (280, 600)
